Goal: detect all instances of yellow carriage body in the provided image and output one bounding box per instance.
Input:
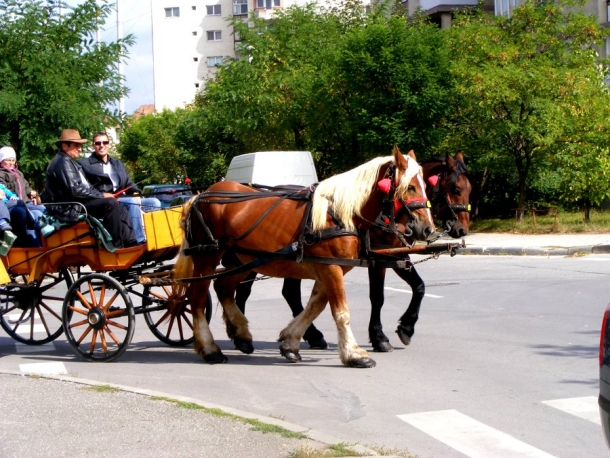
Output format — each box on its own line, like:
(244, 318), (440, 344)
(0, 207), (184, 284)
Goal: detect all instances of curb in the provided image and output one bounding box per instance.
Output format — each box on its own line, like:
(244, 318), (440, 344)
(0, 369), (382, 457)
(459, 245), (610, 256)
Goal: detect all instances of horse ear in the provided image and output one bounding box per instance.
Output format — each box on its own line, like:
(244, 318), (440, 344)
(407, 149), (417, 161)
(392, 145), (407, 172)
(455, 151), (465, 163)
(446, 153), (456, 169)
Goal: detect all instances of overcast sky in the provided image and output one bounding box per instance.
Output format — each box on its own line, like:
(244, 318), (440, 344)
(68, 1), (155, 114)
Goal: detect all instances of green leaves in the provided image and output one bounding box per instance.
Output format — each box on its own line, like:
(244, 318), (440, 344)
(0, 0), (133, 184)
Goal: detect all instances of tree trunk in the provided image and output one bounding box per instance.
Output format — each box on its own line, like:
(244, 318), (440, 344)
(583, 199), (591, 222)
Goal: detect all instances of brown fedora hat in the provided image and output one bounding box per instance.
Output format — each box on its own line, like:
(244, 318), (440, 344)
(55, 129), (88, 146)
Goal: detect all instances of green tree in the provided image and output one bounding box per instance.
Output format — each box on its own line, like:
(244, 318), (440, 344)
(445, 0), (610, 218)
(118, 109), (192, 185)
(0, 0), (133, 183)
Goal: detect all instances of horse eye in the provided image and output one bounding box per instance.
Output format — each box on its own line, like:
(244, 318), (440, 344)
(408, 185), (416, 193)
(452, 187), (461, 195)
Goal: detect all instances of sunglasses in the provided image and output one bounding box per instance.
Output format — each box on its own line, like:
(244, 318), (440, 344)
(94, 141), (110, 146)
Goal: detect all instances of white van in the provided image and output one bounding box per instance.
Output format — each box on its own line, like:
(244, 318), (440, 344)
(224, 151), (318, 186)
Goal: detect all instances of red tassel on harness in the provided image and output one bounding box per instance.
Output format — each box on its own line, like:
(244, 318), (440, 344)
(377, 178), (392, 193)
(394, 200), (402, 214)
(428, 175), (439, 187)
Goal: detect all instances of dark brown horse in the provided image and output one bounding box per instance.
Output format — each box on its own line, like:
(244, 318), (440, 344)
(235, 152), (471, 352)
(174, 146), (434, 368)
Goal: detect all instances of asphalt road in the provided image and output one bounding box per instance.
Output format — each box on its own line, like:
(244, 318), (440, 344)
(1, 253), (609, 457)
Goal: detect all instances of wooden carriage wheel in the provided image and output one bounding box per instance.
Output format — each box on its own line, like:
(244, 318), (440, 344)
(62, 273), (135, 362)
(142, 284), (212, 346)
(0, 269), (73, 345)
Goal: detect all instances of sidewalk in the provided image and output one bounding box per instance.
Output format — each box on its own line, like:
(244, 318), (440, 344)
(457, 232), (610, 256)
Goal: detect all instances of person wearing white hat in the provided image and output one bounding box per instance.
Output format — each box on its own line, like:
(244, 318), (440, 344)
(0, 146), (42, 247)
(0, 145), (46, 220)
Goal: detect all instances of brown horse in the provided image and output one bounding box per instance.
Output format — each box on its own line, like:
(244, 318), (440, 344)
(235, 152), (472, 352)
(174, 146), (434, 368)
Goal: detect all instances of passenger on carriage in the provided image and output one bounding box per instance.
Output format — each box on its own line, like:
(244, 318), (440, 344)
(41, 129), (138, 249)
(79, 131), (161, 245)
(0, 146), (46, 246)
(0, 181), (41, 248)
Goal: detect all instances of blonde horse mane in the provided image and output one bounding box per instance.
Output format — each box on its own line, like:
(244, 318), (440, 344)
(311, 155), (421, 231)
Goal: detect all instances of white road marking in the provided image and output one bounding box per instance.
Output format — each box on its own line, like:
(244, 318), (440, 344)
(19, 362), (67, 375)
(384, 286), (442, 298)
(397, 409), (556, 458)
(542, 396), (600, 425)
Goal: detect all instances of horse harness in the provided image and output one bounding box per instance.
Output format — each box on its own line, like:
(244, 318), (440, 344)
(180, 169), (434, 281)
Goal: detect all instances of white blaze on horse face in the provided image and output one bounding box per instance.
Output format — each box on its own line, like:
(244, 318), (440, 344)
(416, 172), (433, 223)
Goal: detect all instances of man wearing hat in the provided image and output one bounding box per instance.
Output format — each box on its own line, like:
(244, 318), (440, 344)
(41, 129), (137, 248)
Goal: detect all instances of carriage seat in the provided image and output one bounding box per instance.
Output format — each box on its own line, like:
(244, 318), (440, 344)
(36, 213), (116, 252)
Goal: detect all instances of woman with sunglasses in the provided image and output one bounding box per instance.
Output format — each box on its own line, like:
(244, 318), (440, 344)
(79, 132), (161, 245)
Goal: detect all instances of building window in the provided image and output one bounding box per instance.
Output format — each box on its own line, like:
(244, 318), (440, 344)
(192, 5), (196, 10)
(256, 0), (280, 9)
(195, 83), (200, 88)
(207, 56), (223, 67)
(193, 57), (199, 62)
(206, 30), (222, 41)
(494, 0), (516, 17)
(233, 0), (247, 15)
(192, 31), (197, 36)
(207, 4), (221, 15)
(164, 7), (180, 17)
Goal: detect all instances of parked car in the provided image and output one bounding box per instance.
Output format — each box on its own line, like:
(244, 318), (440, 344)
(141, 184), (192, 208)
(599, 302), (610, 449)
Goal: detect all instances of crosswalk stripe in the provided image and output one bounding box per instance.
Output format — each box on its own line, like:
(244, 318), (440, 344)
(384, 286), (442, 298)
(19, 362), (67, 375)
(541, 396), (600, 425)
(397, 409), (556, 458)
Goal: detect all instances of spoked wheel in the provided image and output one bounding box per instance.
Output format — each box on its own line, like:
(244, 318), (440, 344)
(0, 269), (73, 345)
(142, 283), (212, 346)
(62, 273), (135, 362)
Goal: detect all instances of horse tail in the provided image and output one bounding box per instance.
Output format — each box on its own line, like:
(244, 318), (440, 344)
(173, 196), (197, 283)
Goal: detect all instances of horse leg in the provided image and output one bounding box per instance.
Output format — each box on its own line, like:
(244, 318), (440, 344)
(189, 271), (227, 364)
(368, 266), (393, 353)
(393, 266), (425, 345)
(214, 271), (254, 354)
(235, 271), (257, 314)
(280, 267), (375, 368)
(282, 278), (328, 349)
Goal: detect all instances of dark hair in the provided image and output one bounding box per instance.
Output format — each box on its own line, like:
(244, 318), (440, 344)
(92, 131), (109, 142)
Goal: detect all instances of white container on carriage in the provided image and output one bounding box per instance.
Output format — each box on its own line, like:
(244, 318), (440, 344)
(224, 151), (318, 186)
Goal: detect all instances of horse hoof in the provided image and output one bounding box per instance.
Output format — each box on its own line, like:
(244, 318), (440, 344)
(348, 358), (376, 368)
(280, 347), (302, 363)
(305, 336), (328, 350)
(303, 328), (328, 349)
(396, 326), (413, 346)
(203, 352), (228, 364)
(234, 337), (254, 354)
(372, 340), (394, 353)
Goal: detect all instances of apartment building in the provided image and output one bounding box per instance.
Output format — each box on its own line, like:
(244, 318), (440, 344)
(151, 0), (609, 110)
(151, 0), (312, 110)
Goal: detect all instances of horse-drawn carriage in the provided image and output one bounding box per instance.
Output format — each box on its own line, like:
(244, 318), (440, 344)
(0, 207), (210, 362)
(0, 147), (469, 367)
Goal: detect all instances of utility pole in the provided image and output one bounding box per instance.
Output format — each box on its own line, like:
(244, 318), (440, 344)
(117, 0), (125, 114)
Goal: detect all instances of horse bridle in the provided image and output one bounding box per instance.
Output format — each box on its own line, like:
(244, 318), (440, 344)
(374, 164), (432, 246)
(428, 168), (471, 231)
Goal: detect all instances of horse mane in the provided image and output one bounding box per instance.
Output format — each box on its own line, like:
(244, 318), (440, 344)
(311, 155), (421, 231)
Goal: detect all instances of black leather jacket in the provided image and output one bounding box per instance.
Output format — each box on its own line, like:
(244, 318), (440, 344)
(41, 151), (104, 221)
(79, 154), (140, 195)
